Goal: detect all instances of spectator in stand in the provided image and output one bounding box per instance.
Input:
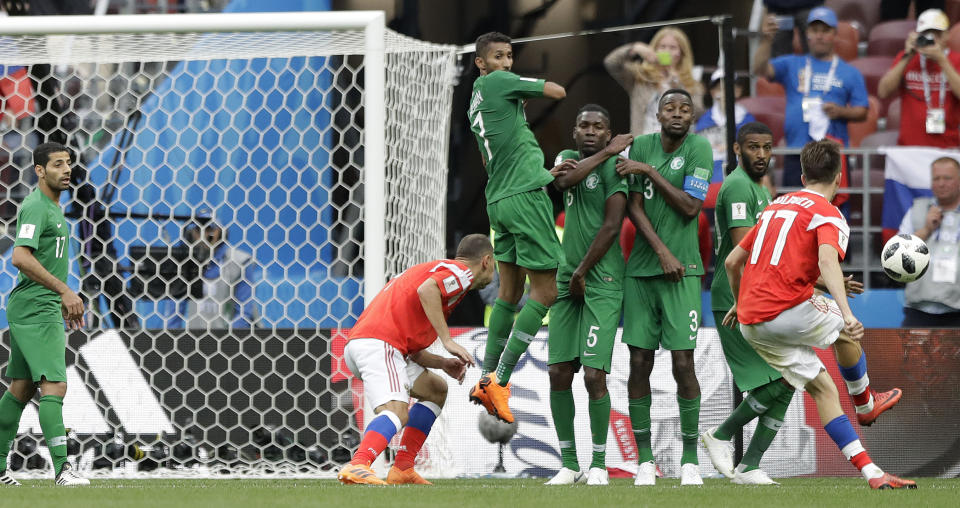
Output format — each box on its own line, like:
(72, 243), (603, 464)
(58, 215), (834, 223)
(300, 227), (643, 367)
(877, 9), (960, 148)
(897, 157), (960, 327)
(880, 0), (945, 21)
(753, 6), (868, 190)
(604, 27), (704, 135)
(763, 0), (825, 57)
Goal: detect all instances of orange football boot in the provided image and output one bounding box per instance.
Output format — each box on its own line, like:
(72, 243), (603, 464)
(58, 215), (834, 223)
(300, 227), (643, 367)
(469, 372), (514, 423)
(338, 463), (387, 485)
(387, 466), (433, 485)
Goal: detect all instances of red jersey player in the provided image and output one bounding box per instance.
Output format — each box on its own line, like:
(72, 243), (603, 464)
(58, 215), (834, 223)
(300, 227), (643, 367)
(723, 140), (915, 490)
(338, 234), (495, 486)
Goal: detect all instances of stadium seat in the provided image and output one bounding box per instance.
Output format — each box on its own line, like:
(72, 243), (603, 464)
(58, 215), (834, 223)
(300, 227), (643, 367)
(737, 96), (786, 144)
(826, 0), (882, 39)
(949, 22), (960, 53)
(755, 76), (785, 97)
(867, 20), (915, 57)
(885, 96), (901, 130)
(859, 128), (899, 147)
(836, 21), (860, 62)
(948, 0), (960, 25)
(848, 95), (880, 147)
(850, 56), (895, 98)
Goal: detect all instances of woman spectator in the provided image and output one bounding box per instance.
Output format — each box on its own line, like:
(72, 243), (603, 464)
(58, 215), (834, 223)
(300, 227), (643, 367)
(604, 27), (704, 135)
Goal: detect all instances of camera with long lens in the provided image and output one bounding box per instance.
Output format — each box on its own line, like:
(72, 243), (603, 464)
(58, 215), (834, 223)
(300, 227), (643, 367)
(916, 33), (936, 48)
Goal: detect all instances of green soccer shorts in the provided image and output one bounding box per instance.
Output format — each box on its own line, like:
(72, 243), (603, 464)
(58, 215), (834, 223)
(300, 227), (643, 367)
(547, 284), (622, 372)
(622, 276), (700, 351)
(487, 189), (561, 271)
(5, 322), (67, 383)
(713, 311), (784, 392)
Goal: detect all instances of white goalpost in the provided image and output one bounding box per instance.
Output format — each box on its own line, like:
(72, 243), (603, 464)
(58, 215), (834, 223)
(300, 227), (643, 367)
(0, 11), (458, 478)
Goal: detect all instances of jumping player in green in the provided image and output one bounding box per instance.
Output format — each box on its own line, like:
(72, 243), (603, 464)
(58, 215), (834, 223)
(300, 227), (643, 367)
(0, 142), (89, 486)
(701, 122), (865, 484)
(467, 31), (568, 424)
(544, 104), (632, 486)
(615, 89), (712, 486)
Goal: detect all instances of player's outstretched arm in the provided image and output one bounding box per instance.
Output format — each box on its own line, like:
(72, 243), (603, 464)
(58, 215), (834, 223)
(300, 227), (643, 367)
(814, 274), (864, 297)
(817, 244), (864, 340)
(554, 134), (633, 191)
(626, 192), (685, 281)
(542, 81), (566, 100)
(416, 279), (475, 366)
(409, 350), (467, 384)
(569, 192), (628, 297)
(12, 246), (84, 328)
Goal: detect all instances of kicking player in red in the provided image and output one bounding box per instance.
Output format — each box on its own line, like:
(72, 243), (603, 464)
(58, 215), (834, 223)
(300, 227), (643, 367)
(338, 234), (495, 485)
(724, 140), (915, 490)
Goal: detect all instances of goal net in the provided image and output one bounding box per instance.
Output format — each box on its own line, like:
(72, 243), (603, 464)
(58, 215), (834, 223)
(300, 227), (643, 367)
(0, 12), (458, 478)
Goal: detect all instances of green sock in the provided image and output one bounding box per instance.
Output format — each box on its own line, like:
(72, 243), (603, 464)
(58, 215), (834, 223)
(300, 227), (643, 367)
(715, 381), (787, 440)
(740, 388), (793, 472)
(483, 299), (516, 375)
(678, 395), (700, 465)
(38, 395), (68, 476)
(588, 393), (610, 470)
(628, 396), (654, 464)
(550, 389), (578, 471)
(495, 300), (548, 385)
(0, 392), (27, 472)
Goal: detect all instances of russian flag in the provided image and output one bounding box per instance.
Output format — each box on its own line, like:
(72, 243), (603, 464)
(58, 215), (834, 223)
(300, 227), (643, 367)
(881, 147), (959, 244)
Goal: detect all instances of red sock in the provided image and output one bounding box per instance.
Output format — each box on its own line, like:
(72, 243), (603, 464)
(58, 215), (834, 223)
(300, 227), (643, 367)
(393, 427), (427, 470)
(350, 431), (390, 466)
(851, 389), (872, 408)
(850, 451), (872, 470)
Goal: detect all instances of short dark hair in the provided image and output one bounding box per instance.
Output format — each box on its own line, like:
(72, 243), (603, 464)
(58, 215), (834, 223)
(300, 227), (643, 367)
(736, 121), (774, 147)
(658, 88), (693, 109)
(475, 32), (512, 59)
(576, 104), (611, 128)
(34, 142), (72, 168)
(799, 139), (842, 184)
(456, 233), (493, 260)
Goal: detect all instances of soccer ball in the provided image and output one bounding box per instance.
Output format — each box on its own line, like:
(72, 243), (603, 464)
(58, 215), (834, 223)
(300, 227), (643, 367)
(881, 234), (930, 283)
(477, 411), (517, 444)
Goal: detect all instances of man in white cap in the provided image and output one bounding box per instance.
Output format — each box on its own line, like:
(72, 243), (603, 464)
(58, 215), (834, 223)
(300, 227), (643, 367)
(878, 8), (960, 148)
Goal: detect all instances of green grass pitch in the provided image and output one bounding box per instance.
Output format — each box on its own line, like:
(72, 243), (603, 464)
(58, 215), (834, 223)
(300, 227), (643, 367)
(6, 478), (960, 508)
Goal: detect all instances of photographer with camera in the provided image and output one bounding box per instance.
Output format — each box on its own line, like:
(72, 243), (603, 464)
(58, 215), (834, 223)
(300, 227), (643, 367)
(878, 9), (960, 148)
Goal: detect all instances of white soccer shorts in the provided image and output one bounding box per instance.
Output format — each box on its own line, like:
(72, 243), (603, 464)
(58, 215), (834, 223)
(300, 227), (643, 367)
(740, 295), (845, 390)
(343, 338), (425, 409)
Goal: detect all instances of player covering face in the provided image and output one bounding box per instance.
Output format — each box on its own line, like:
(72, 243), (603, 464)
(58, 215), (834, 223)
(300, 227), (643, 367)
(723, 140), (916, 490)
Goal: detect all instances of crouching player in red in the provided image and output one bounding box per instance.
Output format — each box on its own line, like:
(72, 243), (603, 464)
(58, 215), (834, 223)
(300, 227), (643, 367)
(338, 234), (495, 485)
(723, 140), (916, 490)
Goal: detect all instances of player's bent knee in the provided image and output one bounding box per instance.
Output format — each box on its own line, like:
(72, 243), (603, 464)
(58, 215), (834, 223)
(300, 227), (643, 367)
(410, 371), (448, 407)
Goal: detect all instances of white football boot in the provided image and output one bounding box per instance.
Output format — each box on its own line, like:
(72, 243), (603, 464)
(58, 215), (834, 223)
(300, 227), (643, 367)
(701, 427), (735, 478)
(680, 463), (703, 486)
(544, 467), (585, 485)
(586, 467), (609, 485)
(732, 467), (779, 485)
(0, 470), (20, 486)
(634, 461), (656, 486)
(55, 463), (90, 486)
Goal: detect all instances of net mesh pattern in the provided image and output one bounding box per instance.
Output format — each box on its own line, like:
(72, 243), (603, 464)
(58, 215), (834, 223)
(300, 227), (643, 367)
(0, 25), (455, 477)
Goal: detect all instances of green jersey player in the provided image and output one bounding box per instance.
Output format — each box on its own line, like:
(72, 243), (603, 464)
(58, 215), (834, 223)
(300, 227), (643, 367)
(0, 142), (88, 486)
(615, 89), (712, 486)
(544, 104), (632, 486)
(466, 32), (568, 424)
